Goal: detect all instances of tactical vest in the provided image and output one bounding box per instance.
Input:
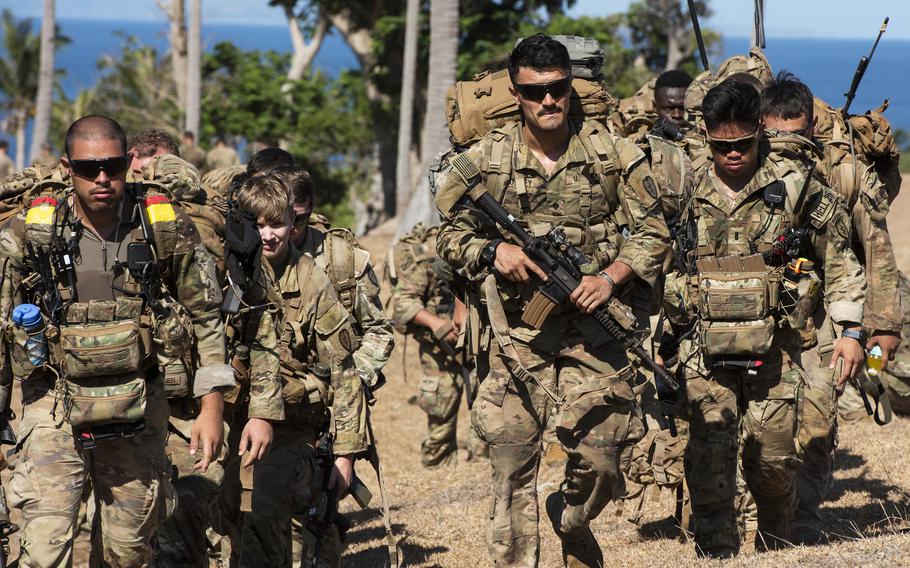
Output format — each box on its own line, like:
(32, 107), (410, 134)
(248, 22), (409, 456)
(685, 156), (831, 357)
(14, 188), (190, 430)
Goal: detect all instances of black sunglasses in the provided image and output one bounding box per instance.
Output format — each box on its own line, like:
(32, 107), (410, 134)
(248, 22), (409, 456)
(512, 77), (572, 102)
(707, 132), (758, 155)
(69, 155), (130, 179)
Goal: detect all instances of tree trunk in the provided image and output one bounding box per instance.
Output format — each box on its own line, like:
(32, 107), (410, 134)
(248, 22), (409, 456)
(29, 0), (54, 162)
(161, 0), (188, 116)
(330, 10), (396, 222)
(185, 0), (201, 137)
(15, 111), (26, 170)
(394, 0), (420, 216)
(284, 6), (328, 84)
(397, 0), (457, 236)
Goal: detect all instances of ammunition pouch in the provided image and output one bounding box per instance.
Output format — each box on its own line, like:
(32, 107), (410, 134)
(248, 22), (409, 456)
(64, 373), (147, 430)
(698, 271), (772, 321)
(281, 361), (333, 431)
(154, 300), (195, 398)
(700, 317), (776, 357)
(59, 320), (149, 379)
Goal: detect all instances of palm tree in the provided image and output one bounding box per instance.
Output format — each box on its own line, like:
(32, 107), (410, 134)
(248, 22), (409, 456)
(29, 0), (56, 163)
(397, 0), (458, 234)
(0, 9), (40, 170)
(394, 0), (420, 216)
(185, 0), (201, 137)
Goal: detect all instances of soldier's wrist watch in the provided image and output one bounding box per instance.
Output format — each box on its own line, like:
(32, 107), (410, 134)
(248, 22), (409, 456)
(480, 239), (504, 267)
(841, 328), (866, 343)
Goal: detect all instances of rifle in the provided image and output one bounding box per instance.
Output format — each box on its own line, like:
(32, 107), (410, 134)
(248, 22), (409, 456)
(0, 410), (17, 568)
(752, 0), (766, 49)
(23, 204), (81, 326)
(221, 203), (263, 315)
(302, 432), (372, 568)
(843, 17), (889, 118)
(687, 0), (710, 72)
(448, 154), (681, 435)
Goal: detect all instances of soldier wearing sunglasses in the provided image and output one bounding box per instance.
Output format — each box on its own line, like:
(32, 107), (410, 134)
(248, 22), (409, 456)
(0, 115), (232, 566)
(435, 34), (670, 567)
(658, 80), (867, 557)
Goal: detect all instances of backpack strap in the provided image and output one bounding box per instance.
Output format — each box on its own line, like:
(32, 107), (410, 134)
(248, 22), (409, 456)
(323, 230), (360, 313)
(483, 126), (516, 202)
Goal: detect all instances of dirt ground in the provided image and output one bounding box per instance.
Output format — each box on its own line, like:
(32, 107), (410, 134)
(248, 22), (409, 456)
(3, 178), (910, 566)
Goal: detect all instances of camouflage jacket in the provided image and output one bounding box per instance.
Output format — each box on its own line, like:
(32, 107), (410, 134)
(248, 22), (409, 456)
(640, 133), (696, 230)
(134, 154), (285, 421)
(387, 224), (454, 343)
(204, 145), (240, 172)
(765, 129), (901, 334)
(0, 189), (233, 407)
(299, 226), (394, 388)
(435, 120), (669, 343)
(276, 245), (367, 455)
(677, 148), (866, 328)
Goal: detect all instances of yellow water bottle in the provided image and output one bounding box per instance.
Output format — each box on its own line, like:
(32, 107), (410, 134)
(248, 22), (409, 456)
(867, 345), (883, 377)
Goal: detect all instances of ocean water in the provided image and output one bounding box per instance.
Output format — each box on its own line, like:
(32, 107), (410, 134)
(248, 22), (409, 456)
(1, 18), (909, 162)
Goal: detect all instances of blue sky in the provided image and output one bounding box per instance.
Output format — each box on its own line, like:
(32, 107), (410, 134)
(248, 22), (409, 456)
(2, 0), (908, 40)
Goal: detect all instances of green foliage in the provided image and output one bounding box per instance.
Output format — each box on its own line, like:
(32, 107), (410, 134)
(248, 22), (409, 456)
(201, 42), (374, 228)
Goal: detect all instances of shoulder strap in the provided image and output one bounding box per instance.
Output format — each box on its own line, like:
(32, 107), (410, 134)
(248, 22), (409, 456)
(484, 126), (517, 202)
(323, 231), (357, 312)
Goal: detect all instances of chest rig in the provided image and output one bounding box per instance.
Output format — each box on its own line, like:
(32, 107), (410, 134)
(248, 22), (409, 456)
(17, 187), (190, 442)
(683, 161), (833, 361)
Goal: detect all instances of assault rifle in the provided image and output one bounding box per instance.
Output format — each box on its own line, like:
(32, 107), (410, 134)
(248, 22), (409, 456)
(24, 210), (81, 326)
(843, 17), (889, 118)
(687, 0), (710, 72)
(221, 203), (263, 315)
(302, 432), (372, 568)
(447, 154), (681, 434)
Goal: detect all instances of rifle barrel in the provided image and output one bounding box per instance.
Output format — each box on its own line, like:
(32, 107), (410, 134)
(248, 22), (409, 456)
(687, 0), (710, 71)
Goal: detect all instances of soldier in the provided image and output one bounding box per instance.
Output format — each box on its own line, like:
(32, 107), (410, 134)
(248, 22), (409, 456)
(32, 141), (59, 169)
(128, 128), (180, 173)
(622, 68), (697, 526)
(128, 149), (285, 566)
(0, 115), (231, 566)
(0, 140), (12, 178)
(435, 35), (668, 567)
(387, 222), (483, 467)
(181, 130), (207, 171)
(218, 172), (366, 567)
(654, 69), (692, 131)
(205, 138), (241, 172)
(660, 81), (866, 557)
(880, 272), (910, 415)
(760, 72), (902, 545)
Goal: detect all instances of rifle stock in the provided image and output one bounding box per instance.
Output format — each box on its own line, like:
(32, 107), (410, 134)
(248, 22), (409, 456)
(842, 17), (889, 118)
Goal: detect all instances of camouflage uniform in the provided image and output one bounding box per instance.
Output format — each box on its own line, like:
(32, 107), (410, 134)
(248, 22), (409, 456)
(182, 144), (207, 171)
(220, 246), (367, 567)
(0, 187), (232, 567)
(765, 129), (902, 539)
(623, 132), (696, 523)
(662, 145), (866, 555)
(388, 223), (479, 467)
(204, 145), (241, 172)
(0, 152), (12, 179)
(435, 119), (668, 566)
(881, 273), (910, 414)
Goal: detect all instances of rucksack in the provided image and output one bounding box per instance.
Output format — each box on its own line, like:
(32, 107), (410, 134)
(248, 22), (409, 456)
(444, 35), (617, 147)
(0, 164), (70, 225)
(610, 77), (657, 138)
(684, 47), (774, 124)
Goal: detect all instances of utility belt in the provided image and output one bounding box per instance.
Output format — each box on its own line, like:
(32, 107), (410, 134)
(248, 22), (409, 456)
(694, 254), (821, 359)
(279, 353), (333, 432)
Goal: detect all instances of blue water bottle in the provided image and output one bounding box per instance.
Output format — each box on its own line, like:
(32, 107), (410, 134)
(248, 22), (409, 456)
(12, 303), (48, 368)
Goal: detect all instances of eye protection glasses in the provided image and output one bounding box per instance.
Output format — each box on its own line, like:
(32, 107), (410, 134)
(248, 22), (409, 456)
(512, 77), (573, 102)
(707, 130), (759, 155)
(69, 156), (130, 179)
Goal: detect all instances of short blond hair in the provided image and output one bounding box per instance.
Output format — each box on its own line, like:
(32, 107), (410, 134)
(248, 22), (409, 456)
(234, 173), (293, 223)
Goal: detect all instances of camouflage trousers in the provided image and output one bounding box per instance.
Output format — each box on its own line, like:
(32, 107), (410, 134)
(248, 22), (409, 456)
(416, 341), (486, 467)
(9, 376), (175, 568)
(219, 424), (341, 568)
(882, 371), (910, 415)
(152, 408), (230, 568)
(684, 346), (809, 555)
(471, 326), (643, 568)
